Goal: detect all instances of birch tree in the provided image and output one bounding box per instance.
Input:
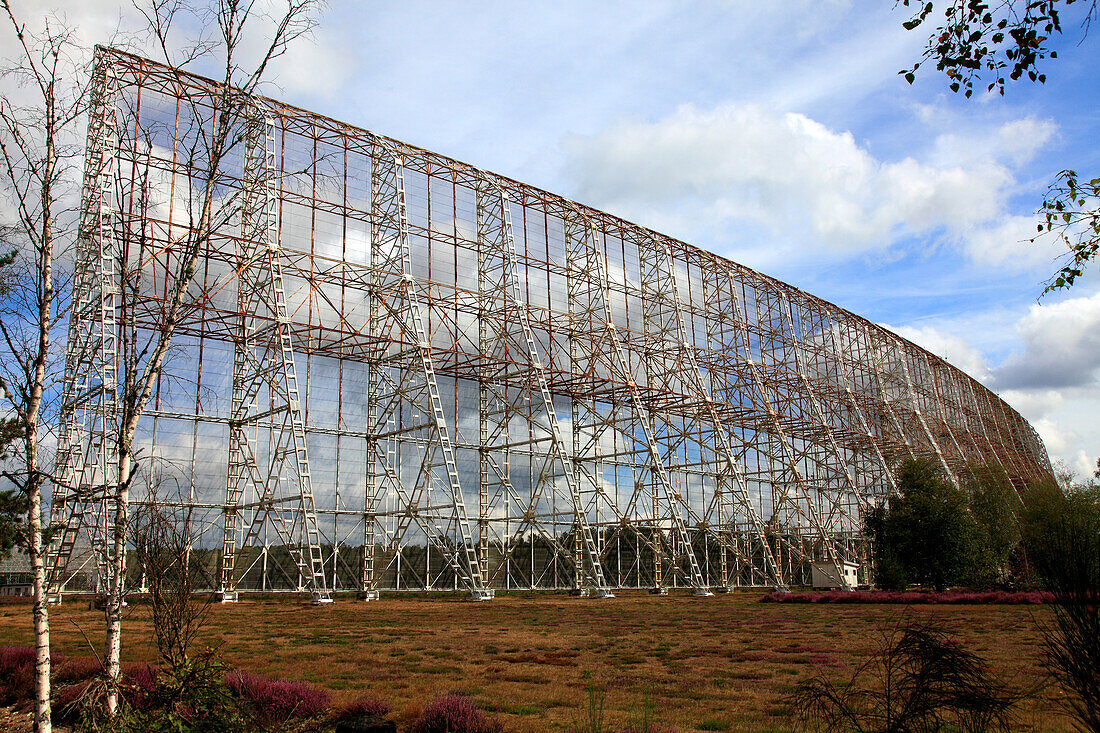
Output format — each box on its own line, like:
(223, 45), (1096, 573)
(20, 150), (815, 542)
(0, 5), (88, 732)
(101, 0), (321, 715)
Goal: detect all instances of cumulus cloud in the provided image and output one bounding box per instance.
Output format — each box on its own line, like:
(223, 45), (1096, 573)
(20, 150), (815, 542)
(928, 117), (1056, 169)
(885, 324), (990, 381)
(4, 2), (352, 102)
(991, 292), (1100, 390)
(998, 388), (1065, 419)
(264, 28), (350, 99)
(563, 103), (1055, 270)
(963, 213), (1063, 269)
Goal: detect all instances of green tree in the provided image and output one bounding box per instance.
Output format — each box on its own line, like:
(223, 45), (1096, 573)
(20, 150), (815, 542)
(867, 458), (984, 590)
(1037, 170), (1100, 293)
(1018, 475), (1100, 729)
(965, 462), (1022, 584)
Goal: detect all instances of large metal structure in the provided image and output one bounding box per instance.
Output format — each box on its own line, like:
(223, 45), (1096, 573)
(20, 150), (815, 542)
(47, 48), (1052, 600)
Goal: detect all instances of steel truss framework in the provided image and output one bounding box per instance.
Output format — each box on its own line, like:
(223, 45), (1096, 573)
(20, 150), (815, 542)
(48, 48), (1052, 599)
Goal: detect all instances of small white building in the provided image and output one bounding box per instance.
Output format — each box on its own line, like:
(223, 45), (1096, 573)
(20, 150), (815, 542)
(810, 561), (859, 590)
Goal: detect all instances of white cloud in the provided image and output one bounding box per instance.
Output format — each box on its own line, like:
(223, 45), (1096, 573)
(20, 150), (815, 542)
(1032, 416), (1076, 458)
(264, 28), (350, 99)
(1069, 449), (1096, 478)
(928, 117), (1057, 169)
(992, 291), (1100, 390)
(963, 213), (1062, 269)
(998, 388), (1064, 419)
(563, 103), (1043, 265)
(3, 2), (350, 101)
(885, 324), (990, 381)
(995, 118), (1058, 166)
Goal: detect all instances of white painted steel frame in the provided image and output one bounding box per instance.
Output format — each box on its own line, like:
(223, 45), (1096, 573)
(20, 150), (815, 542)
(47, 48), (1053, 599)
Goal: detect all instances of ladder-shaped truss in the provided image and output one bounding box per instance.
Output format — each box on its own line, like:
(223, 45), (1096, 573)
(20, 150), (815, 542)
(819, 320), (898, 502)
(698, 267), (813, 586)
(868, 329), (957, 485)
(475, 180), (612, 596)
(219, 109), (331, 604)
(740, 286), (849, 584)
(635, 233), (785, 591)
(46, 50), (120, 601)
(565, 211), (752, 594)
(361, 145), (491, 601)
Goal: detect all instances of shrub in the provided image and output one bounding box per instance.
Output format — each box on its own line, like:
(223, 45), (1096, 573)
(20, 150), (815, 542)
(1023, 477), (1100, 731)
(0, 644), (33, 676)
(759, 589), (1054, 604)
(122, 653), (247, 733)
(339, 695), (392, 718)
(54, 656), (102, 684)
(227, 670), (331, 726)
(124, 663), (159, 710)
(413, 693), (503, 733)
(0, 644), (34, 704)
(785, 615), (1027, 731)
(867, 458), (986, 590)
(53, 679), (94, 724)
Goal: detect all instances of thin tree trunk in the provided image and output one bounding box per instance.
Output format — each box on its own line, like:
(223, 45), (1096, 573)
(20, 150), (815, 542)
(103, 451), (132, 717)
(28, 468), (51, 733)
(28, 90), (55, 733)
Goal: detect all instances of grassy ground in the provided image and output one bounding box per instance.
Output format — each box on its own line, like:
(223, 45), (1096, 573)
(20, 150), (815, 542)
(0, 591), (1076, 731)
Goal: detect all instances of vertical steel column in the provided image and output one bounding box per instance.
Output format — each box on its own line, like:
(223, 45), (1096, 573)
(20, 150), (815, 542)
(475, 180), (611, 596)
(826, 321), (899, 496)
(892, 338), (959, 485)
(638, 234), (784, 590)
(779, 294), (869, 567)
(47, 49), (121, 601)
(703, 271), (841, 586)
(859, 322), (922, 462)
(564, 213), (709, 593)
(364, 143), (490, 600)
(218, 108), (331, 604)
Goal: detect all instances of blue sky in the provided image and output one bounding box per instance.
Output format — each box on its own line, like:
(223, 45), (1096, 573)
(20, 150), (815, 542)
(22, 0), (1100, 477)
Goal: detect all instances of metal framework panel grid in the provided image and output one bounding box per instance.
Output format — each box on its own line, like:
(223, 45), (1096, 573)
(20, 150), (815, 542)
(49, 48), (1052, 598)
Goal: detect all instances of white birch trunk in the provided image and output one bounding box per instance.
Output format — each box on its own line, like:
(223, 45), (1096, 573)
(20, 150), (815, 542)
(29, 477), (51, 733)
(103, 451), (132, 717)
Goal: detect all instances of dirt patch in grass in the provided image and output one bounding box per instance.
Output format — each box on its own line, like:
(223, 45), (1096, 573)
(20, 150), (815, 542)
(0, 591), (1074, 731)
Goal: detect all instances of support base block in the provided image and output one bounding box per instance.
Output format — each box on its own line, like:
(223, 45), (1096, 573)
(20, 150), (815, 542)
(218, 591), (239, 604)
(311, 592), (335, 605)
(357, 590), (380, 601)
(469, 588), (495, 602)
(649, 587), (669, 596)
(693, 588), (715, 597)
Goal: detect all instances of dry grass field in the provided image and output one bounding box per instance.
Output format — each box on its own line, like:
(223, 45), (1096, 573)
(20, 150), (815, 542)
(0, 591), (1077, 731)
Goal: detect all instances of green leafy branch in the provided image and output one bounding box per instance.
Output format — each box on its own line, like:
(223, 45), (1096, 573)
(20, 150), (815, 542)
(897, 0), (1096, 97)
(1035, 170), (1100, 293)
